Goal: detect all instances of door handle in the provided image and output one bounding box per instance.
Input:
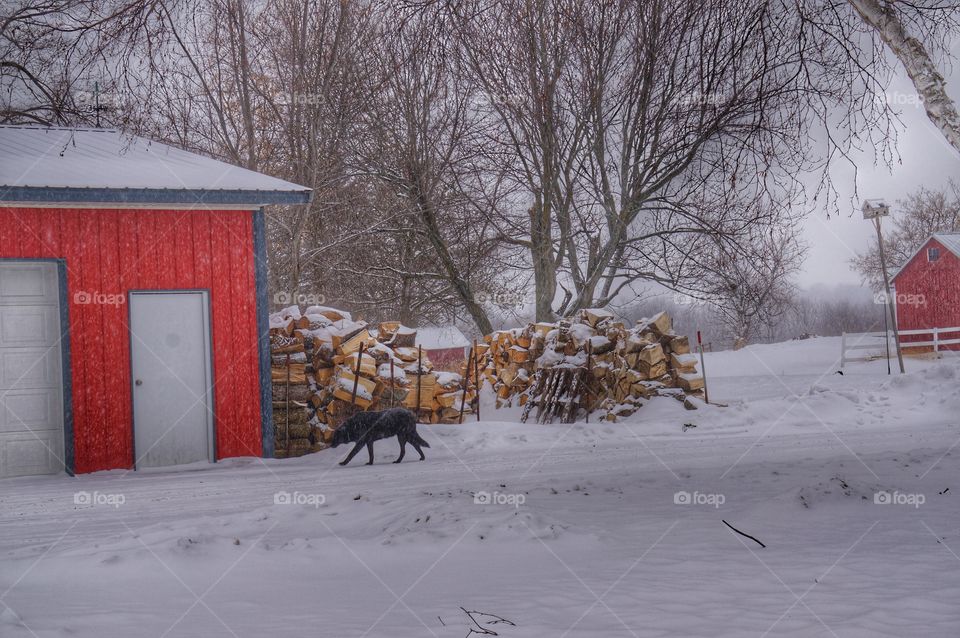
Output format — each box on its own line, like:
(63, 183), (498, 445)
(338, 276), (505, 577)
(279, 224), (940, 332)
(135, 379), (143, 386)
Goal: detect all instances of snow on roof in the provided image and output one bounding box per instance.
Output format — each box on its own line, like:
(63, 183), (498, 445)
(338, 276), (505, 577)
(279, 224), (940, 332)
(0, 125), (311, 205)
(891, 232), (960, 281)
(935, 233), (960, 256)
(415, 326), (470, 350)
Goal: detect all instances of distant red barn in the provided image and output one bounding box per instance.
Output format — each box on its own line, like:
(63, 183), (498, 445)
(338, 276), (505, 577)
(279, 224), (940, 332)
(0, 126), (310, 478)
(891, 233), (960, 352)
(416, 326), (471, 371)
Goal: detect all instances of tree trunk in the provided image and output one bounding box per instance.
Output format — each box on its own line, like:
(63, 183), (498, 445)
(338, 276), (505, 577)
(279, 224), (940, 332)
(415, 188), (494, 335)
(530, 201), (556, 322)
(849, 0), (960, 155)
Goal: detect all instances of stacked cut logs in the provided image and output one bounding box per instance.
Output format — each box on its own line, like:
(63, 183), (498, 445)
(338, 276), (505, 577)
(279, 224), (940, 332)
(484, 309), (704, 423)
(269, 305), (346, 458)
(269, 306), (480, 458)
(474, 324), (547, 408)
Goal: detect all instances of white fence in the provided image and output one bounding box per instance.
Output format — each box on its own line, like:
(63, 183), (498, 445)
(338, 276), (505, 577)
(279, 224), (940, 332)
(840, 327), (960, 368)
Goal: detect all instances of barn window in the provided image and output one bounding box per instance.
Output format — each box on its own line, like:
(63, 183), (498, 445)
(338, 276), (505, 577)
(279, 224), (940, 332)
(927, 247), (940, 262)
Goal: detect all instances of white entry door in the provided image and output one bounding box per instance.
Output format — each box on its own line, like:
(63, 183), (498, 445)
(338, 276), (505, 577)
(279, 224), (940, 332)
(0, 262), (64, 478)
(130, 292), (213, 468)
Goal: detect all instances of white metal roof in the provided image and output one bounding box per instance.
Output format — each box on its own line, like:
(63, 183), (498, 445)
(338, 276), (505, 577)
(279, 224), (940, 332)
(935, 233), (960, 257)
(415, 326), (471, 350)
(891, 232), (960, 280)
(0, 125), (310, 205)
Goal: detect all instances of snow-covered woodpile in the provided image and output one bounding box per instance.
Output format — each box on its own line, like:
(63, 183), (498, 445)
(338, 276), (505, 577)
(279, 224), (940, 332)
(269, 306), (477, 458)
(480, 309), (704, 423)
(268, 304), (703, 459)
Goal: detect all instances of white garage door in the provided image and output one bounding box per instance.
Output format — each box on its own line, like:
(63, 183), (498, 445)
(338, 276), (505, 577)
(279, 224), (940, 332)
(0, 262), (64, 478)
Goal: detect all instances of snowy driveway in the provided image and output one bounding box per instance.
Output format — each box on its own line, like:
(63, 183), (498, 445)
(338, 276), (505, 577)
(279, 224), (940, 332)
(2, 338), (960, 637)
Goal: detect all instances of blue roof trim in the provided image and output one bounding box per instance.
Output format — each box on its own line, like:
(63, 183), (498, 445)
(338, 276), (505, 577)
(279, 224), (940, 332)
(57, 260), (75, 476)
(0, 186), (311, 206)
(253, 209), (275, 459)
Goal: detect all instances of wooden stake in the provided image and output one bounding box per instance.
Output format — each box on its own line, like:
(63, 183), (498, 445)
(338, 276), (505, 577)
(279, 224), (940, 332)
(416, 345), (423, 423)
(349, 342), (365, 409)
(585, 339), (592, 424)
(284, 353), (291, 453)
(697, 330), (709, 405)
(473, 339), (480, 422)
(389, 357), (395, 408)
(459, 346), (474, 424)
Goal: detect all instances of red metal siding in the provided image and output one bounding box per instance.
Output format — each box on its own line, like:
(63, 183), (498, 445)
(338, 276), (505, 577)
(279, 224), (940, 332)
(0, 207), (264, 473)
(893, 238), (960, 351)
(428, 347), (469, 372)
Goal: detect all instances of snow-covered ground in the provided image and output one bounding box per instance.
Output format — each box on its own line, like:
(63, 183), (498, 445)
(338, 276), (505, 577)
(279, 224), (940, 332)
(2, 336), (960, 637)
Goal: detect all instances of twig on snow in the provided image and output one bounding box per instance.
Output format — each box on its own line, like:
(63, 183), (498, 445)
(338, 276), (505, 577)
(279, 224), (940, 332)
(723, 519), (766, 548)
(460, 607), (517, 636)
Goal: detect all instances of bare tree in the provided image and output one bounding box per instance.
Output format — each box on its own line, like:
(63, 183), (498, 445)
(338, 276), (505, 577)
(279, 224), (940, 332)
(1, 0), (162, 125)
(700, 223), (805, 348)
(353, 6), (501, 332)
(446, 0), (927, 321)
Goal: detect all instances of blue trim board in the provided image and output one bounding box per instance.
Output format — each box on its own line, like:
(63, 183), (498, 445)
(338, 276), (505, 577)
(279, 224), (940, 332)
(1, 186), (311, 206)
(253, 209), (275, 458)
(57, 261), (75, 476)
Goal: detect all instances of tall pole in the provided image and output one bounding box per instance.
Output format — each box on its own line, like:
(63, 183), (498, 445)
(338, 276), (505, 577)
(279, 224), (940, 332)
(874, 217), (905, 374)
(882, 299), (891, 375)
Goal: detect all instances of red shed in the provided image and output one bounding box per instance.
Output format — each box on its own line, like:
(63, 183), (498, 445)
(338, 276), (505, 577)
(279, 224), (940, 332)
(416, 326), (471, 372)
(0, 126), (310, 478)
(891, 233), (960, 352)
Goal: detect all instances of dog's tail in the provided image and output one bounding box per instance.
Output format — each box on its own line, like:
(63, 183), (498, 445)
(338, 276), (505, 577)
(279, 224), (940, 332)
(410, 431), (431, 448)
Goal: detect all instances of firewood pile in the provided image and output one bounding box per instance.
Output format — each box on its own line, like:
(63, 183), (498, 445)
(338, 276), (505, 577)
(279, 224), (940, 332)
(269, 306), (477, 458)
(478, 309), (704, 423)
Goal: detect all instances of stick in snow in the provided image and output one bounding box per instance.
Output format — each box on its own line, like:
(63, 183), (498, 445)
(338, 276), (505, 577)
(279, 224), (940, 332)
(460, 607), (516, 636)
(723, 519), (766, 548)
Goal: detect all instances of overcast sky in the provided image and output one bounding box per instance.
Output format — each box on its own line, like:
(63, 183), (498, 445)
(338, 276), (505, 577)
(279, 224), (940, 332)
(798, 46), (960, 289)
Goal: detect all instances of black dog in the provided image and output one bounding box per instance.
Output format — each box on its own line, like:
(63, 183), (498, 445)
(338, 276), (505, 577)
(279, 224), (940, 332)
(331, 408), (430, 466)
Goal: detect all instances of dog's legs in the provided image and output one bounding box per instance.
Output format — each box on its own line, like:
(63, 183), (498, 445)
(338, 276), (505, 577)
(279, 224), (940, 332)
(366, 441), (375, 465)
(339, 439), (367, 466)
(410, 440), (426, 461)
(394, 435), (406, 463)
